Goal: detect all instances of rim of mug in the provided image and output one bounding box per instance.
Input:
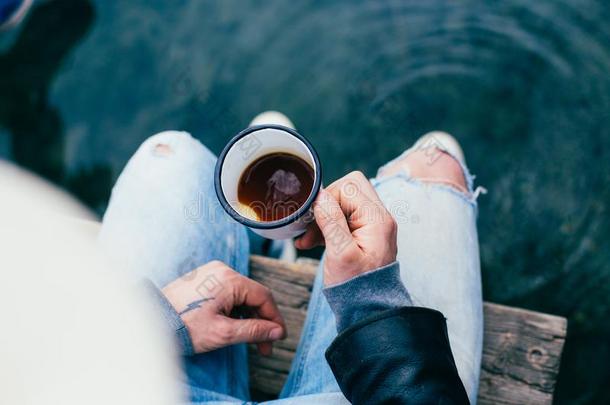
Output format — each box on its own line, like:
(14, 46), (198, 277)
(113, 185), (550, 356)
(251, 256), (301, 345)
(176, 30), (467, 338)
(214, 124), (322, 230)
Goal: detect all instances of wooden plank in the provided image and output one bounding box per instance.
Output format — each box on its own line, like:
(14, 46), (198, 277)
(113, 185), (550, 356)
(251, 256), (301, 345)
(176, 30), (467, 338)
(478, 303), (567, 405)
(248, 256), (567, 404)
(248, 256), (315, 394)
(249, 255), (316, 310)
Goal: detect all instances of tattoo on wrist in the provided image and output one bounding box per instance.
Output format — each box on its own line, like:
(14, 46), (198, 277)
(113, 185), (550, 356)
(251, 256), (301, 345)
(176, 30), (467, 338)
(178, 297), (215, 315)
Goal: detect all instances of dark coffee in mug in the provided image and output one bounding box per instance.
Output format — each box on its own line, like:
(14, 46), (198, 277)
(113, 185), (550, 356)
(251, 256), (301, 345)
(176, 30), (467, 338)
(237, 152), (314, 222)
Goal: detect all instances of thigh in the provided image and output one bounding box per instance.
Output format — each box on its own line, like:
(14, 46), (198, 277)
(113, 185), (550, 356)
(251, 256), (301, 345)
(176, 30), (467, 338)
(371, 173), (483, 403)
(98, 131), (249, 286)
(98, 131), (250, 402)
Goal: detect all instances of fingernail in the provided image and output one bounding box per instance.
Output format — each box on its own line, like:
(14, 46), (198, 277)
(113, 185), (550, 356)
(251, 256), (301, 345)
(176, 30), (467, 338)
(269, 328), (283, 340)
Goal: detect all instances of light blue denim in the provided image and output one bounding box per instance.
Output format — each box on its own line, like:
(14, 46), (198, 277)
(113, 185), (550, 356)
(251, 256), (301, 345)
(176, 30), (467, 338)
(98, 130), (483, 404)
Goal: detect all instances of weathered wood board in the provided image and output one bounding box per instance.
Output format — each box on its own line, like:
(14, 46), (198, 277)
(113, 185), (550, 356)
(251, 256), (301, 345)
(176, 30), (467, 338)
(248, 255), (568, 404)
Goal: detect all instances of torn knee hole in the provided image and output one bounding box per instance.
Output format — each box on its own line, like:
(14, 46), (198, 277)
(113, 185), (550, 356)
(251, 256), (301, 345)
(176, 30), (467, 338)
(380, 149), (470, 194)
(152, 143), (174, 157)
(417, 178), (470, 196)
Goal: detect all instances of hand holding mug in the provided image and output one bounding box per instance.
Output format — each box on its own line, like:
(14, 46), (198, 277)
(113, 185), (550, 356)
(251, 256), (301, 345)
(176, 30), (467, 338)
(296, 171), (398, 286)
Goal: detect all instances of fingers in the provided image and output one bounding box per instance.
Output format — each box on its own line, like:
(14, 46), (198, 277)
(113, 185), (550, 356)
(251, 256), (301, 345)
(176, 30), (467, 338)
(223, 273), (287, 354)
(325, 171), (380, 216)
(232, 275), (286, 334)
(257, 341), (273, 356)
(312, 189), (357, 255)
(326, 171), (391, 231)
(296, 171), (382, 250)
(220, 317), (285, 348)
(295, 221), (323, 249)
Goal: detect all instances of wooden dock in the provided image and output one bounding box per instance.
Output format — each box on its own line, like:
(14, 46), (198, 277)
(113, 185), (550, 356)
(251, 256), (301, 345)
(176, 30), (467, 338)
(248, 255), (568, 404)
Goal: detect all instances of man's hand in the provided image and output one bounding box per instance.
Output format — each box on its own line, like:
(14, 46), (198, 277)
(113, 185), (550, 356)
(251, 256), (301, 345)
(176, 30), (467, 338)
(162, 261), (286, 355)
(296, 171), (397, 286)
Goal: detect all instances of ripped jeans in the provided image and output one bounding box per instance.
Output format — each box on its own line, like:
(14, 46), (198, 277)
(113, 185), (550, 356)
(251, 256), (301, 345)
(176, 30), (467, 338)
(98, 131), (483, 404)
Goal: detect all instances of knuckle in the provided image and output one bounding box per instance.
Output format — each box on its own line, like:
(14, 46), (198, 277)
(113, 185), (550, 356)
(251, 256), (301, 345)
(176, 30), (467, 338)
(356, 171), (368, 182)
(211, 261), (236, 278)
(218, 322), (235, 342)
(315, 199), (337, 221)
(207, 260), (225, 269)
(346, 170), (367, 184)
(341, 248), (361, 265)
(256, 283), (273, 300)
(221, 266), (235, 277)
(347, 170), (364, 179)
(325, 178), (340, 192)
(386, 215), (398, 234)
(214, 263), (235, 278)
(248, 322), (265, 339)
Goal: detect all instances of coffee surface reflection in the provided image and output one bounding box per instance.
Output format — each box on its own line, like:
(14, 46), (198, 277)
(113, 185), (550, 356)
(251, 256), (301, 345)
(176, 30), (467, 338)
(237, 152), (314, 222)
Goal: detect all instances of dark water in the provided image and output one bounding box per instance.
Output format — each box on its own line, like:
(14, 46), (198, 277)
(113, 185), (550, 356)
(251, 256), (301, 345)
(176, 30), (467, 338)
(1, 0), (609, 402)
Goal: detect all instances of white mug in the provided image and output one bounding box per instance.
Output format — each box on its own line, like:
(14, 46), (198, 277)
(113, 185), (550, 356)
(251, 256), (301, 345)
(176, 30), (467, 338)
(214, 124), (322, 240)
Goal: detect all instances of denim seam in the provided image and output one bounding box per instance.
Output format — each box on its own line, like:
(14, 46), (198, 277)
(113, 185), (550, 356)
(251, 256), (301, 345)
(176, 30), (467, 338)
(229, 342), (235, 399)
(290, 282), (322, 395)
(230, 221), (241, 399)
(371, 173), (480, 208)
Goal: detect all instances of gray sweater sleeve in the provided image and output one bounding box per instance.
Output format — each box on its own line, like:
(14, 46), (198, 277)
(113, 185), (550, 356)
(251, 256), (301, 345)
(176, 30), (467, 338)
(323, 261), (412, 332)
(141, 279), (194, 356)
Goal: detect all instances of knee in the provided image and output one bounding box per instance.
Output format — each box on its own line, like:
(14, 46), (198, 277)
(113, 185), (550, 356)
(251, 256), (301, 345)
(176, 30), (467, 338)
(142, 130), (198, 156)
(136, 130), (216, 167)
(380, 148), (468, 193)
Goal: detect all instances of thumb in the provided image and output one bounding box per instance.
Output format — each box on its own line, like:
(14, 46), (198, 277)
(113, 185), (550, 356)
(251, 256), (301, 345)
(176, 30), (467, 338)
(313, 189), (355, 255)
(223, 318), (285, 345)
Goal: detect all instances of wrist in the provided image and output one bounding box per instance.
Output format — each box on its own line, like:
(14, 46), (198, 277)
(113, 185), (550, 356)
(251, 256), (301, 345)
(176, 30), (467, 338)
(142, 279), (195, 355)
(323, 261), (412, 332)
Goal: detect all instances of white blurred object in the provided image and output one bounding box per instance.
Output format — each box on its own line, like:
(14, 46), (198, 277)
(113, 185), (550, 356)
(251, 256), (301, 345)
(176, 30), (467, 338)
(249, 110), (296, 129)
(0, 160), (182, 404)
(0, 160), (94, 220)
(0, 0), (33, 31)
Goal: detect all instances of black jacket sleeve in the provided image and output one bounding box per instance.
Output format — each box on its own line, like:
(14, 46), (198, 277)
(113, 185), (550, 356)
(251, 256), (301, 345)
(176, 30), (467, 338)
(325, 307), (470, 404)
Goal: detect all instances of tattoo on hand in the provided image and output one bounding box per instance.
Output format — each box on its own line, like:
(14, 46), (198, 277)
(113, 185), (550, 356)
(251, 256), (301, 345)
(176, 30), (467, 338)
(178, 297), (215, 315)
